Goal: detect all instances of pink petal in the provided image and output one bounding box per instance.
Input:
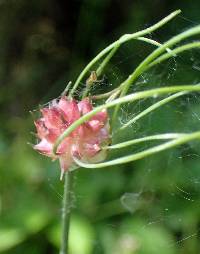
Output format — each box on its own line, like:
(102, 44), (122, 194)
(34, 119), (61, 143)
(34, 119), (48, 139)
(71, 124), (89, 139)
(92, 110), (107, 123)
(58, 97), (80, 123)
(71, 144), (82, 158)
(46, 128), (61, 143)
(87, 119), (103, 132)
(34, 139), (52, 156)
(83, 143), (101, 157)
(98, 126), (110, 141)
(78, 98), (93, 115)
(57, 137), (72, 154)
(41, 107), (64, 129)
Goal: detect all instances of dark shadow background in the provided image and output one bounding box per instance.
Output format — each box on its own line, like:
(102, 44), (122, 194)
(0, 1), (200, 253)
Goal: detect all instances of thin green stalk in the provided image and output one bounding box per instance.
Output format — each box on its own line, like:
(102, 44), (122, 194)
(53, 84), (200, 154)
(61, 81), (73, 97)
(121, 91), (188, 130)
(137, 37), (173, 53)
(104, 133), (188, 149)
(69, 10), (181, 96)
(91, 87), (119, 100)
(112, 25), (200, 122)
(90, 37), (173, 100)
(96, 44), (120, 77)
(148, 41), (200, 68)
(81, 45), (121, 98)
(73, 131), (200, 168)
(60, 171), (73, 254)
(120, 25), (200, 95)
(82, 37), (170, 98)
(101, 41), (199, 103)
(95, 36), (172, 79)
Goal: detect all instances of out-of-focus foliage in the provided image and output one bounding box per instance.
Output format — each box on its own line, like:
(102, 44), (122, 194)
(0, 1), (200, 253)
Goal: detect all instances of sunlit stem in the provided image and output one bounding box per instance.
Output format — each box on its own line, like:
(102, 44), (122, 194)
(112, 25), (200, 122)
(53, 84), (200, 154)
(81, 45), (121, 98)
(148, 41), (200, 68)
(91, 37), (173, 100)
(73, 131), (200, 168)
(95, 36), (172, 79)
(103, 133), (188, 149)
(83, 38), (167, 98)
(91, 88), (120, 100)
(120, 26), (200, 94)
(61, 81), (72, 97)
(69, 10), (181, 96)
(121, 91), (188, 130)
(137, 37), (173, 53)
(60, 171), (73, 254)
(106, 89), (121, 102)
(96, 44), (120, 77)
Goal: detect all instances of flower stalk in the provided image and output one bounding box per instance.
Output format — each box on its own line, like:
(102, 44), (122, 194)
(59, 171), (74, 254)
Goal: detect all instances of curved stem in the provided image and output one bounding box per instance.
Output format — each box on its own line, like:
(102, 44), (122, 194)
(148, 41), (200, 68)
(91, 37), (173, 100)
(137, 37), (173, 53)
(69, 10), (181, 96)
(96, 44), (120, 77)
(91, 87), (120, 100)
(112, 25), (200, 122)
(82, 45), (121, 98)
(121, 91), (188, 130)
(53, 84), (200, 154)
(104, 133), (188, 149)
(73, 131), (200, 168)
(120, 25), (200, 95)
(60, 171), (74, 254)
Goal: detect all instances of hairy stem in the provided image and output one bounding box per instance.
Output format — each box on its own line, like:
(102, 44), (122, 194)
(60, 171), (73, 254)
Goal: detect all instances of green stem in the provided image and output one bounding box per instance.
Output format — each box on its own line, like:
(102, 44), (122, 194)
(121, 91), (188, 130)
(60, 171), (73, 254)
(90, 37), (173, 101)
(81, 45), (121, 98)
(96, 44), (120, 77)
(112, 25), (200, 122)
(69, 10), (181, 96)
(53, 84), (200, 154)
(120, 25), (200, 96)
(148, 41), (200, 68)
(90, 37), (172, 100)
(91, 87), (120, 100)
(73, 131), (200, 168)
(103, 133), (188, 149)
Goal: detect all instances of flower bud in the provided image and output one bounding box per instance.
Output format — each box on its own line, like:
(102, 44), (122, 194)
(34, 97), (110, 179)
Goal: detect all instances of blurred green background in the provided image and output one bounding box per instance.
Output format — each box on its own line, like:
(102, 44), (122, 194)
(1, 1), (200, 253)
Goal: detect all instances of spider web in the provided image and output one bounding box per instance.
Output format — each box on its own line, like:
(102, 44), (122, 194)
(45, 15), (200, 254)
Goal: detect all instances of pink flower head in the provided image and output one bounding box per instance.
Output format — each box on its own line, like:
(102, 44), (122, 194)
(34, 97), (110, 179)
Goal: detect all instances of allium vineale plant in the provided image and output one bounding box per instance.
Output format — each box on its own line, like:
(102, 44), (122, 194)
(32, 10), (200, 254)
